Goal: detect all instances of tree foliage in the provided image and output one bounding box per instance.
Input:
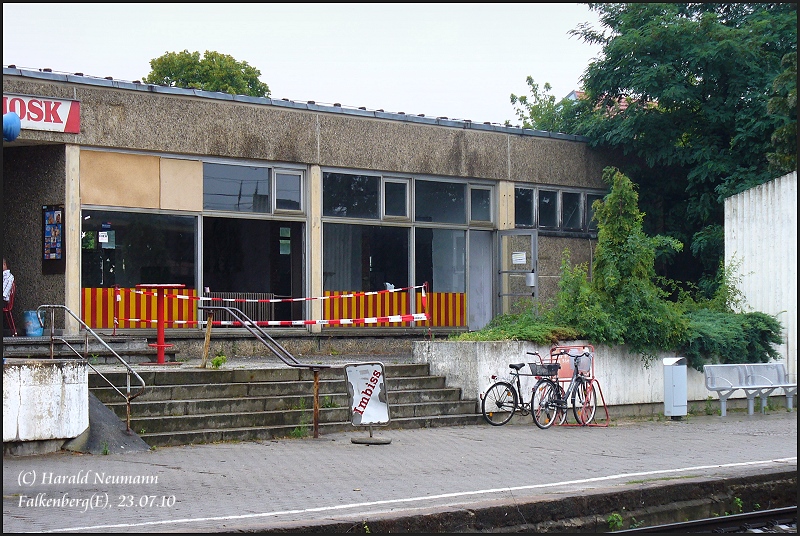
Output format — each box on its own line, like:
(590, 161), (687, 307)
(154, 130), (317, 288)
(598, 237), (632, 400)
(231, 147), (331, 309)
(511, 3), (797, 292)
(143, 50), (270, 97)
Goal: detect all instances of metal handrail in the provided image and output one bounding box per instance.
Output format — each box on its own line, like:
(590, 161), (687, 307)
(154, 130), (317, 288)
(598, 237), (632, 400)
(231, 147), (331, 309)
(36, 304), (147, 433)
(198, 305), (331, 437)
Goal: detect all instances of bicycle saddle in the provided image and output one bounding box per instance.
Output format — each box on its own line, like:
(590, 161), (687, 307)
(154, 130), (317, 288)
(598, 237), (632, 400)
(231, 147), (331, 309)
(509, 363), (526, 371)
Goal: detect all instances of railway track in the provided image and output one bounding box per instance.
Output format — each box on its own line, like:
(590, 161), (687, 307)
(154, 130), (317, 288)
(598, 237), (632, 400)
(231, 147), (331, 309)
(614, 506), (797, 533)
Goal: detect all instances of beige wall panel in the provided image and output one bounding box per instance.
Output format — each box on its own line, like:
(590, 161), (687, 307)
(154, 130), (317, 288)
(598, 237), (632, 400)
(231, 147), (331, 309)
(80, 150), (159, 208)
(81, 151), (160, 208)
(160, 158), (203, 211)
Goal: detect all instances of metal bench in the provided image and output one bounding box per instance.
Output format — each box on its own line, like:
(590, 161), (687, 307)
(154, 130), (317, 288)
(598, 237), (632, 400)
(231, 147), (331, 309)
(703, 363), (797, 416)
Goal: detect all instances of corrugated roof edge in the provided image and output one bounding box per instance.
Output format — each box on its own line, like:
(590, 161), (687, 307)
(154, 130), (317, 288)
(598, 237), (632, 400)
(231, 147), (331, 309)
(3, 67), (588, 142)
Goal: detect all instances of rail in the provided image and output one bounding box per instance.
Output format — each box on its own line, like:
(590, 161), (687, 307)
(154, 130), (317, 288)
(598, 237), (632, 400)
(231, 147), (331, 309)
(36, 304), (147, 433)
(198, 305), (332, 438)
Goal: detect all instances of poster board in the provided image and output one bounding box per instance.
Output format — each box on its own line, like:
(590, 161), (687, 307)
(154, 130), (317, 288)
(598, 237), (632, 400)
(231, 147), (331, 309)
(345, 362), (390, 426)
(42, 204), (65, 274)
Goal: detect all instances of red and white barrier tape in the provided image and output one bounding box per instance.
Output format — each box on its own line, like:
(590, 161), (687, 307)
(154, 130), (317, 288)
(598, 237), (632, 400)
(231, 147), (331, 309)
(117, 313), (430, 326)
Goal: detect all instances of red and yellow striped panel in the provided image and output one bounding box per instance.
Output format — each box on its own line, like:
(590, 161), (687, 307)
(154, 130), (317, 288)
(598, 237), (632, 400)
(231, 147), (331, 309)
(321, 290), (465, 327)
(416, 292), (466, 327)
(323, 291), (411, 327)
(82, 288), (198, 329)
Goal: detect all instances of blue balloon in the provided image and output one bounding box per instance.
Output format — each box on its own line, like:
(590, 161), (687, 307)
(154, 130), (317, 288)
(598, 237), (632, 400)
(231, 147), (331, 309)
(4, 112), (21, 142)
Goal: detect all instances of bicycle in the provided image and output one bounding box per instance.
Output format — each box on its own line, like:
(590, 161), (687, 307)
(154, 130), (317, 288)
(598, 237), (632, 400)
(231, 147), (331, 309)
(531, 346), (598, 429)
(481, 351), (560, 426)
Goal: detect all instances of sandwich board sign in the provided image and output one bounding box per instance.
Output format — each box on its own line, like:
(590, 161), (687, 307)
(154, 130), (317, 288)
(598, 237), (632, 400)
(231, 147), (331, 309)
(345, 362), (390, 426)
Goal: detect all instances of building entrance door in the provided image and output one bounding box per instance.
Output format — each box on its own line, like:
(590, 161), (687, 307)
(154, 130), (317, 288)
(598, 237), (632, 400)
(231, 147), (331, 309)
(497, 230), (538, 316)
(468, 230), (493, 330)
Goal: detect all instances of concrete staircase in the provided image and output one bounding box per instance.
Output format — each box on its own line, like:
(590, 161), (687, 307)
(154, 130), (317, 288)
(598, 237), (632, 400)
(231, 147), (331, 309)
(89, 363), (484, 447)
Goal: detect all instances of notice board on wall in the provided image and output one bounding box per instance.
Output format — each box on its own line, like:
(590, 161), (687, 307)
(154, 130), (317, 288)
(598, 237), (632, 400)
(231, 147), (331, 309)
(42, 204), (65, 275)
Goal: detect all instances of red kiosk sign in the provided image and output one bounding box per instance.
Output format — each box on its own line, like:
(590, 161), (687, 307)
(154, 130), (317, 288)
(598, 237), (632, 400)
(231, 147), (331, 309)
(3, 93), (80, 134)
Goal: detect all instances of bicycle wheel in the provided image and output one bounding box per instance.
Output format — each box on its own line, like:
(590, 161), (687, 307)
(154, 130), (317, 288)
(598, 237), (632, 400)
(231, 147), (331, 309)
(481, 381), (518, 425)
(571, 377), (598, 425)
(531, 379), (566, 429)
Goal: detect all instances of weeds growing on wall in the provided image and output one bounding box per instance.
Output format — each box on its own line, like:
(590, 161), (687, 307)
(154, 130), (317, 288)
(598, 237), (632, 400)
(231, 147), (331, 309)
(451, 167), (783, 371)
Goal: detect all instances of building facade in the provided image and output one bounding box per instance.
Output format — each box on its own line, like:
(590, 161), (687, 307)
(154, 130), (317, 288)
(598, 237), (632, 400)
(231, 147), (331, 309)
(3, 67), (611, 338)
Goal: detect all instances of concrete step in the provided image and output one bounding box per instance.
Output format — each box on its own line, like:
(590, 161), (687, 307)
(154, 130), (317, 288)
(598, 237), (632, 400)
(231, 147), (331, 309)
(91, 375), (449, 403)
(88, 363), (432, 386)
(4, 336), (178, 363)
(98, 388), (467, 418)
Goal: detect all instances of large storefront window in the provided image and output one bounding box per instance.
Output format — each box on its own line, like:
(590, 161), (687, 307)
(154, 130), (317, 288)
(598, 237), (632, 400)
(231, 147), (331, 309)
(415, 228), (466, 293)
(203, 217), (304, 320)
(81, 210), (196, 288)
(323, 224), (409, 291)
(81, 210), (197, 330)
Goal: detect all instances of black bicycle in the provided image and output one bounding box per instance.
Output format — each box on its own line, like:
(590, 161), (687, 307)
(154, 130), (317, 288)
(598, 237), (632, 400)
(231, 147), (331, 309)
(531, 347), (598, 429)
(481, 351), (560, 426)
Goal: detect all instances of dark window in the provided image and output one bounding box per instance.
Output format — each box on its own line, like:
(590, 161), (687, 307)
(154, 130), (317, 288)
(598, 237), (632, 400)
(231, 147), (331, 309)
(275, 172), (302, 211)
(323, 172), (379, 219)
(562, 192), (582, 230)
(470, 188), (491, 222)
(384, 181), (408, 217)
(587, 193), (604, 231)
(538, 190), (558, 228)
(515, 187), (534, 226)
(415, 181), (465, 223)
(203, 163), (270, 213)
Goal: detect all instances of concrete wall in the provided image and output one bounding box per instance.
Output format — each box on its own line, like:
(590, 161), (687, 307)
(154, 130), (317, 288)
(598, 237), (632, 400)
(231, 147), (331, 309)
(725, 171), (797, 380)
(3, 359), (88, 443)
(413, 341), (772, 411)
(2, 73), (610, 187)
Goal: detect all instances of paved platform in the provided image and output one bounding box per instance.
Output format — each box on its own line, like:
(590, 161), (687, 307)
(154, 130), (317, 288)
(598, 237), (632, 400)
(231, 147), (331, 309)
(2, 409), (796, 533)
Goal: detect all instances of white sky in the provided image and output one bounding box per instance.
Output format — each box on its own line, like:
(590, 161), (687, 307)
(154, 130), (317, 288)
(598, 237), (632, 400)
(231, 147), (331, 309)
(3, 3), (603, 126)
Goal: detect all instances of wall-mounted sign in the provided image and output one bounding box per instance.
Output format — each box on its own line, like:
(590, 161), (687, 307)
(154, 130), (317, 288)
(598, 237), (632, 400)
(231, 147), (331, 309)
(512, 252), (526, 265)
(3, 93), (80, 134)
(345, 362), (390, 426)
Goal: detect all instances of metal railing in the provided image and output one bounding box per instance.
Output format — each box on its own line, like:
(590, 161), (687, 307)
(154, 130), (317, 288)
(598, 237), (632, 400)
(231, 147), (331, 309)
(36, 304), (147, 433)
(198, 305), (331, 438)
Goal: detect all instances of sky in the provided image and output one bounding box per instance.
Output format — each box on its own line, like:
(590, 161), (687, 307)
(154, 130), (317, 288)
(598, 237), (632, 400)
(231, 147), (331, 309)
(3, 3), (604, 126)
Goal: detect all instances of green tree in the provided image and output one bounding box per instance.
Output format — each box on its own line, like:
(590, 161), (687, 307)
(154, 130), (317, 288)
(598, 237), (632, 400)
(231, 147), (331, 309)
(513, 4), (797, 292)
(143, 50), (270, 97)
(509, 77), (585, 133)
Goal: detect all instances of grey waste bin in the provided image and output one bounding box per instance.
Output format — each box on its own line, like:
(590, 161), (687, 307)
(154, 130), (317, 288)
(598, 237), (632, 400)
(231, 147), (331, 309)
(663, 357), (687, 420)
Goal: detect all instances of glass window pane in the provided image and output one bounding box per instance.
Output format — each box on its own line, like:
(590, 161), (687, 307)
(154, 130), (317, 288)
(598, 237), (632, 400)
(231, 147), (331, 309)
(384, 181), (407, 217)
(81, 210), (196, 288)
(538, 190), (558, 228)
(275, 172), (302, 211)
(562, 192), (582, 230)
(203, 218), (304, 321)
(515, 187), (534, 226)
(323, 223), (409, 291)
(323, 172), (379, 219)
(470, 188), (491, 222)
(587, 194), (604, 231)
(415, 181), (465, 223)
(415, 228), (465, 292)
(203, 163), (270, 213)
